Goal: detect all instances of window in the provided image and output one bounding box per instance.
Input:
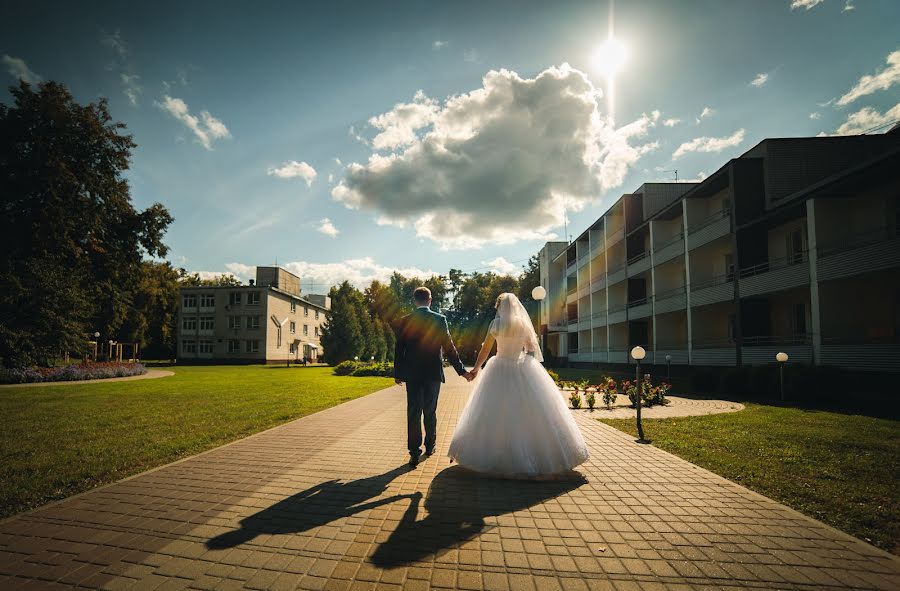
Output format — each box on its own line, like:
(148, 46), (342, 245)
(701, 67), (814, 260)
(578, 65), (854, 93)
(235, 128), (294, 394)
(183, 294), (197, 308)
(314, 326), (319, 337)
(792, 303), (807, 336)
(228, 316), (241, 329)
(289, 343), (296, 354)
(315, 310), (319, 320)
(290, 321), (296, 334)
(247, 291), (261, 305)
(227, 339), (240, 353)
(291, 301), (296, 313)
(182, 340), (196, 353)
(247, 316), (260, 330)
(229, 292), (242, 306)
(245, 340), (260, 353)
(199, 317), (214, 330)
(200, 294), (215, 308)
(199, 340), (214, 354)
(182, 317), (197, 331)
(304, 306), (309, 317)
(303, 325), (309, 336)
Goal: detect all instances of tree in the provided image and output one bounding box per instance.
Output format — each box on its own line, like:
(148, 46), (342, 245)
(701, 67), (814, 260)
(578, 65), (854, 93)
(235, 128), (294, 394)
(179, 272), (242, 287)
(319, 281), (364, 363)
(0, 81), (172, 367)
(119, 261), (182, 359)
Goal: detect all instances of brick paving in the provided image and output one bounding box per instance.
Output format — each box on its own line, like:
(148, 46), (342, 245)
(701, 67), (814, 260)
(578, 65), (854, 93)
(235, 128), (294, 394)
(1, 373), (898, 590)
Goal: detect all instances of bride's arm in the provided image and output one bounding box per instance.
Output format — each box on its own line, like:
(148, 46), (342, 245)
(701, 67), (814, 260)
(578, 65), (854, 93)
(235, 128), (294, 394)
(470, 333), (496, 377)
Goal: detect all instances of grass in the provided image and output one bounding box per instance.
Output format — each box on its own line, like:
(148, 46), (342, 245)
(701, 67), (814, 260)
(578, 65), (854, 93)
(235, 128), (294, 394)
(0, 365), (393, 519)
(599, 404), (900, 555)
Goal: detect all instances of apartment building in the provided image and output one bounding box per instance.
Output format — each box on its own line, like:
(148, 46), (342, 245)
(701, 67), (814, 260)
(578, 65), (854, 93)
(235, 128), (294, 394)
(537, 132), (900, 372)
(177, 266), (331, 363)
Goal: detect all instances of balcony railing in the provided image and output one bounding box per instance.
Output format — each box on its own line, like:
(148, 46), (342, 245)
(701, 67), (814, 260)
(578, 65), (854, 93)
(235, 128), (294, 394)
(627, 297), (648, 308)
(627, 251), (650, 265)
(688, 207), (731, 234)
(743, 334), (812, 346)
(608, 303), (627, 314)
(577, 314), (591, 323)
(567, 285), (577, 295)
(568, 346), (579, 354)
(818, 226), (897, 258)
(654, 285), (686, 300)
(653, 231), (685, 252)
(591, 273), (607, 285)
(592, 310), (607, 319)
(692, 337), (736, 348)
(691, 271), (734, 291)
(566, 316), (578, 325)
(607, 261), (626, 275)
(738, 251), (807, 279)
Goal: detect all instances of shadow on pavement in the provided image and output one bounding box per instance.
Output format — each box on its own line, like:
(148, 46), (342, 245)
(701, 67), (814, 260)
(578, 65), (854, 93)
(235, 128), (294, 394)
(371, 466), (587, 568)
(206, 464), (416, 549)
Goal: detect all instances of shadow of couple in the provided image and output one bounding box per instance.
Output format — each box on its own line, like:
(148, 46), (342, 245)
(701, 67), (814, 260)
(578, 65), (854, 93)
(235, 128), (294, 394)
(206, 463), (586, 567)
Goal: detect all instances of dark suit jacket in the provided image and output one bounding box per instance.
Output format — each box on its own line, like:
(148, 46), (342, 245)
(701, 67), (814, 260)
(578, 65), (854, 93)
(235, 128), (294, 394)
(393, 307), (466, 383)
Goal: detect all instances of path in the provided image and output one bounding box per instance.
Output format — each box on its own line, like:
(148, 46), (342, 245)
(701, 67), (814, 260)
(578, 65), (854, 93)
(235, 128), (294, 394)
(0, 373), (897, 590)
(0, 369), (174, 389)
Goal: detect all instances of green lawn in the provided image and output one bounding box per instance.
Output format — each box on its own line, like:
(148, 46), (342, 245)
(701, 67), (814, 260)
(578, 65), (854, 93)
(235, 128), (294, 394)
(600, 404), (900, 555)
(0, 365), (393, 518)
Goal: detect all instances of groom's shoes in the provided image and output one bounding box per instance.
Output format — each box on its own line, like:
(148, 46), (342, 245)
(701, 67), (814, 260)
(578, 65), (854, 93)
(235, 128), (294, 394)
(424, 447), (436, 457)
(408, 454), (420, 467)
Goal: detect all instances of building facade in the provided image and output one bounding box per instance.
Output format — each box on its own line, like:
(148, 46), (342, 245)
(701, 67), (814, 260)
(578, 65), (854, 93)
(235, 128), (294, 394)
(177, 266), (331, 363)
(537, 133), (900, 372)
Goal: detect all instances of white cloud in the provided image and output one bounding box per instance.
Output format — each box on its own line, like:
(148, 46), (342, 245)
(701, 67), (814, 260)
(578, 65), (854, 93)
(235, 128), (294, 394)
(225, 258), (440, 290)
(463, 48), (480, 63)
(809, 111), (822, 120)
(750, 72), (769, 87)
(433, 40), (448, 49)
(791, 0), (824, 9)
(331, 64), (660, 249)
(663, 118), (681, 127)
(828, 102), (900, 135)
(121, 72), (142, 106)
(317, 218), (339, 237)
(328, 173), (334, 183)
(334, 157), (343, 166)
(368, 90), (439, 150)
(192, 270), (240, 282)
(843, 0), (855, 11)
(672, 129), (746, 160)
(2, 55), (42, 84)
(481, 257), (519, 276)
(267, 160), (317, 186)
(157, 95), (231, 150)
(695, 106), (714, 124)
(836, 51), (900, 106)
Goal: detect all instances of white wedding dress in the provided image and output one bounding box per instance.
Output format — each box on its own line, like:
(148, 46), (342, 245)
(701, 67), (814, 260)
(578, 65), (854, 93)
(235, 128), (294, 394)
(448, 295), (589, 478)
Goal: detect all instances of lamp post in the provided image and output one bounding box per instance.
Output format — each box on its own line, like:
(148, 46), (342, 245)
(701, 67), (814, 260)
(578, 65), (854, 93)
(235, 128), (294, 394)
(665, 354), (672, 382)
(531, 286), (547, 361)
(93, 332), (100, 361)
(631, 345), (647, 442)
(776, 351), (788, 401)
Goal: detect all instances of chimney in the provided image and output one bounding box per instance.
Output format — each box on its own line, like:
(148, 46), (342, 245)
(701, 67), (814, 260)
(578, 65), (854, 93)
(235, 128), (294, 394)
(249, 279), (255, 286)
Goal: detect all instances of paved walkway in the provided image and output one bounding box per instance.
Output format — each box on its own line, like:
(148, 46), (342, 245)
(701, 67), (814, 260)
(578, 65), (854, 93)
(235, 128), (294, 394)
(1, 374), (898, 591)
(566, 393), (744, 419)
(0, 369), (174, 389)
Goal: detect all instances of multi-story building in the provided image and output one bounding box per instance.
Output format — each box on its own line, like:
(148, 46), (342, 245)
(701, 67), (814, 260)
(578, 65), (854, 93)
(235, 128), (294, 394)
(537, 132), (900, 372)
(177, 266), (331, 363)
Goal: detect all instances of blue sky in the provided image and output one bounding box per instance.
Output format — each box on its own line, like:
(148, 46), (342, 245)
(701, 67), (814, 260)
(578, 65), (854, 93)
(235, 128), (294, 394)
(3, 0), (899, 291)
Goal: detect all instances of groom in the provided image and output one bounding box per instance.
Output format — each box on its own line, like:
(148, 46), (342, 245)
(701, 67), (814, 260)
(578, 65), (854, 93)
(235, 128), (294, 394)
(394, 287), (472, 466)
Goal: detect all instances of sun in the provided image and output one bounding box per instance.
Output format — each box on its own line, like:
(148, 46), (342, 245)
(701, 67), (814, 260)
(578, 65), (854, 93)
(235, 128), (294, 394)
(594, 37), (629, 77)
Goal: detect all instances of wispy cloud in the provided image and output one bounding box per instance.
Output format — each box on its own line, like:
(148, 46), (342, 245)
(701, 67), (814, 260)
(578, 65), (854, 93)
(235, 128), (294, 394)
(317, 218), (339, 238)
(750, 72), (769, 87)
(836, 50), (900, 106)
(225, 258), (440, 291)
(100, 29), (142, 106)
(672, 128), (746, 160)
(157, 95), (231, 150)
(100, 29), (128, 60)
(433, 40), (447, 50)
(463, 48), (480, 63)
(790, 0), (824, 10)
(842, 0), (855, 11)
(2, 54), (42, 84)
(695, 106), (714, 124)
(663, 118), (681, 127)
(267, 160), (317, 186)
(809, 112), (822, 119)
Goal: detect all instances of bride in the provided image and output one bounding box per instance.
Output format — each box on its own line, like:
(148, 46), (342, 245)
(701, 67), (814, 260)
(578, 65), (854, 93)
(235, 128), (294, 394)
(448, 292), (589, 478)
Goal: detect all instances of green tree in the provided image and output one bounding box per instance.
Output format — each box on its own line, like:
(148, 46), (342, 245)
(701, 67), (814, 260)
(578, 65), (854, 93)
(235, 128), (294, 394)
(119, 261), (182, 359)
(320, 281), (364, 363)
(0, 81), (172, 367)
(179, 272), (242, 287)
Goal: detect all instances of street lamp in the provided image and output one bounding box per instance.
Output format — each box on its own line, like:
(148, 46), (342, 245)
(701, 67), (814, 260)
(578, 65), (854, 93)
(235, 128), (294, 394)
(531, 285), (547, 361)
(665, 354), (672, 382)
(93, 332), (100, 360)
(776, 351), (789, 401)
(631, 345), (647, 443)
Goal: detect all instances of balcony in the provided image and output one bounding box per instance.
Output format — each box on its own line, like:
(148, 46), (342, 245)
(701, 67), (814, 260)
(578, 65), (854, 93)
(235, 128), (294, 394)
(608, 303), (627, 325)
(691, 338), (737, 366)
(690, 273), (735, 306)
(577, 314), (592, 331)
(741, 335), (813, 366)
(592, 309), (608, 327)
(607, 225), (625, 245)
(627, 251), (652, 276)
(653, 285), (687, 314)
(653, 347), (689, 365)
(688, 208), (731, 250)
(820, 337), (900, 372)
(627, 297), (652, 319)
(607, 262), (627, 286)
(739, 253), (809, 297)
(817, 227), (900, 282)
(590, 272), (607, 292)
(653, 232), (685, 265)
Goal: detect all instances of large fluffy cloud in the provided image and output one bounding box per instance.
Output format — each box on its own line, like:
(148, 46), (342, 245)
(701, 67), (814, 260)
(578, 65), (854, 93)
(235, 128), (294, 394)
(157, 95), (231, 150)
(836, 51), (900, 106)
(224, 258), (440, 290)
(672, 129), (746, 160)
(830, 103), (900, 135)
(331, 64), (659, 249)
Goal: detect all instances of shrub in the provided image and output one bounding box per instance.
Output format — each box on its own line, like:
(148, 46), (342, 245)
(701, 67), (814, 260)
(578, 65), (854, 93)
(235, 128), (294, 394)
(569, 390), (582, 409)
(0, 362), (147, 384)
(333, 360), (360, 376)
(547, 369), (560, 385)
(585, 389), (596, 410)
(350, 362), (394, 377)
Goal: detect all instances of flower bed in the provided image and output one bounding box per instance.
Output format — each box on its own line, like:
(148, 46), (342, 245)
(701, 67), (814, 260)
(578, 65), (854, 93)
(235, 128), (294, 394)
(560, 375), (671, 410)
(0, 362), (148, 384)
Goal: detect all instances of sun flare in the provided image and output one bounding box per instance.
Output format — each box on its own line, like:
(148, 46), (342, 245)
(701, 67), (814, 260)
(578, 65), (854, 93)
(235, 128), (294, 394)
(595, 37), (629, 77)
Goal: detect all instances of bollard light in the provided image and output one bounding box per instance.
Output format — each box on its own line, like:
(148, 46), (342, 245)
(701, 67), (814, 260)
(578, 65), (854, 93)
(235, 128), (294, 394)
(776, 352), (788, 363)
(665, 354), (672, 382)
(630, 346), (647, 442)
(531, 285), (547, 301)
(776, 352), (788, 401)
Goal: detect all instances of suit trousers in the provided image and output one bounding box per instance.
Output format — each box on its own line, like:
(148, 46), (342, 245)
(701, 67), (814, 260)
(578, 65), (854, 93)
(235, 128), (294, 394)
(406, 379), (441, 457)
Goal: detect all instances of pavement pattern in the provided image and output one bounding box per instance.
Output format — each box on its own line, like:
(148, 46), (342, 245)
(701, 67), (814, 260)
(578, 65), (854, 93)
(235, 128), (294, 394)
(1, 373), (898, 590)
